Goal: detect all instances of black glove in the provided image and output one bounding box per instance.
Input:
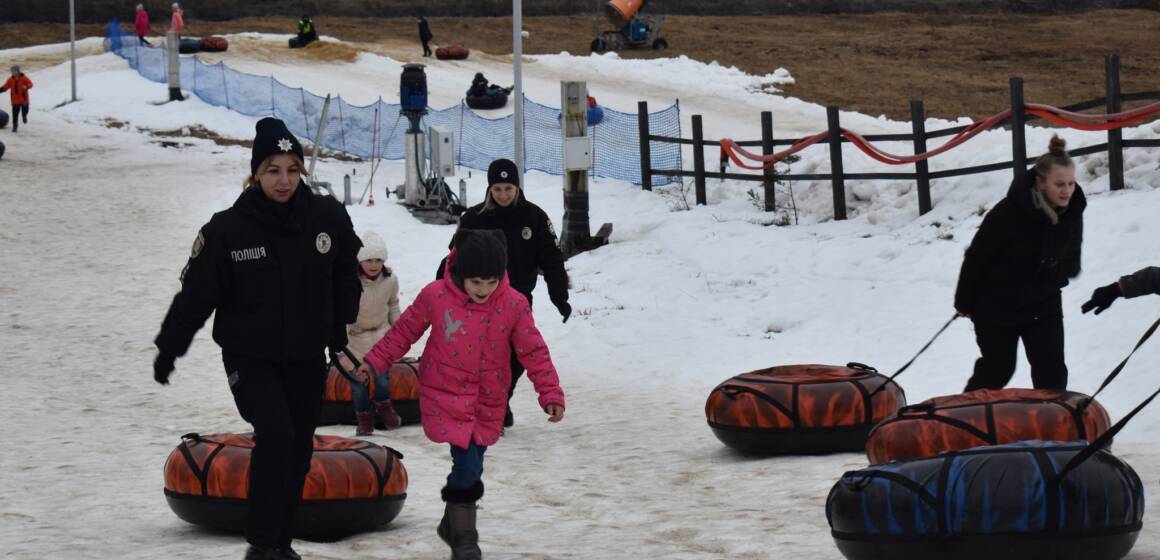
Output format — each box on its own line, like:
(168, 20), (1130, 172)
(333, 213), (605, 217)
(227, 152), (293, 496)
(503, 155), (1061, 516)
(154, 353), (176, 385)
(329, 326), (349, 355)
(556, 301), (572, 323)
(1081, 283), (1122, 315)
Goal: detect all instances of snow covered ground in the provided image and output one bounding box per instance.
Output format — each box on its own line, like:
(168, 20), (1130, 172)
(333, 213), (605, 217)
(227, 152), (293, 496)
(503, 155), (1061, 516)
(1, 34), (1159, 559)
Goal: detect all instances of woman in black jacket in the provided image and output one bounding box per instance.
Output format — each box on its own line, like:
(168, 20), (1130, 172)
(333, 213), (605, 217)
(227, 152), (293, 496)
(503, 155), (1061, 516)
(153, 117), (362, 560)
(954, 135), (1085, 392)
(440, 159), (570, 428)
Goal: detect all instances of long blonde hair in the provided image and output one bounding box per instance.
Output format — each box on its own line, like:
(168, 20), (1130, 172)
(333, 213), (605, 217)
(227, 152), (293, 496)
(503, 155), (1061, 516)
(242, 154), (308, 190)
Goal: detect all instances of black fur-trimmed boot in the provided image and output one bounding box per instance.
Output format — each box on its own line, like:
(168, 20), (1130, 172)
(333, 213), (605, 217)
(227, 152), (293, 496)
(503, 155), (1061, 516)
(437, 481), (484, 560)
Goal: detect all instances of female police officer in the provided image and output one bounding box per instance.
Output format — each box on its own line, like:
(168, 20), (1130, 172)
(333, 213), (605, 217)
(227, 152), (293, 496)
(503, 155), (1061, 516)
(153, 117), (362, 560)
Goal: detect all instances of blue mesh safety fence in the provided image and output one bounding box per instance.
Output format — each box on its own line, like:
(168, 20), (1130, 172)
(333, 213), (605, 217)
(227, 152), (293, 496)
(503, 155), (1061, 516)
(106, 19), (682, 186)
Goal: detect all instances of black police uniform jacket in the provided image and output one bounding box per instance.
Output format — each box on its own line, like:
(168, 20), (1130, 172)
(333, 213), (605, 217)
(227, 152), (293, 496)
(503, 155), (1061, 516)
(440, 193), (568, 309)
(954, 169), (1086, 325)
(155, 185), (362, 362)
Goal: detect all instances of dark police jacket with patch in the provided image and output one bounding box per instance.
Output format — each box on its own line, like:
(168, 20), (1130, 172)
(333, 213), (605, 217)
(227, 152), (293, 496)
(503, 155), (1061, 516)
(954, 170), (1086, 325)
(155, 185), (362, 362)
(440, 194), (568, 309)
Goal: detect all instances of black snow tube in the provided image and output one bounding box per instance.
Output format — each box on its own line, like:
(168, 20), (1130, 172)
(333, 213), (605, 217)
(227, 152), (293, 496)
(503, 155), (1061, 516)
(178, 37), (202, 54)
(465, 90), (508, 110)
(826, 440), (1143, 560)
(0, 109), (8, 129)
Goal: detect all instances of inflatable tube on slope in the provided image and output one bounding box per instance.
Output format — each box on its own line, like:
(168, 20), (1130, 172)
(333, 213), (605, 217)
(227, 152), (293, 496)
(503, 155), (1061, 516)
(465, 90), (508, 110)
(319, 358), (421, 426)
(705, 363), (905, 454)
(435, 45), (470, 60)
(0, 109), (8, 129)
(164, 432), (408, 538)
(865, 388), (1111, 465)
(178, 37), (202, 54)
(200, 36), (229, 52)
(828, 441), (1143, 560)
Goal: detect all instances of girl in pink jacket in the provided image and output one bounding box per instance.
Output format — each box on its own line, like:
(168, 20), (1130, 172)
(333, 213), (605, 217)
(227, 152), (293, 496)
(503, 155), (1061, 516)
(357, 228), (565, 560)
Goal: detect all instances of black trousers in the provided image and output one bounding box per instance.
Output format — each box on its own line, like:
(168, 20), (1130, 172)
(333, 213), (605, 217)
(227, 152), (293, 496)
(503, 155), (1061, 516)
(223, 352), (327, 549)
(11, 104), (27, 131)
(422, 40), (432, 57)
(964, 315), (1068, 391)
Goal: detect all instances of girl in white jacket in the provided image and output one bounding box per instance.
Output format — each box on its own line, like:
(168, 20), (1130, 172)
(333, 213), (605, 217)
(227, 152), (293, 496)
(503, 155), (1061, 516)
(343, 231), (403, 434)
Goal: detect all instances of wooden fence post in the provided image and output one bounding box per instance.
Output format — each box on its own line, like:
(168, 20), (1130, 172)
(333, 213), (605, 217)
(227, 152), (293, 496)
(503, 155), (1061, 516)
(1106, 54), (1124, 191)
(910, 100), (932, 215)
(692, 114), (707, 206)
(1010, 77), (1027, 179)
(761, 111), (776, 212)
(637, 101), (652, 191)
(826, 106), (847, 220)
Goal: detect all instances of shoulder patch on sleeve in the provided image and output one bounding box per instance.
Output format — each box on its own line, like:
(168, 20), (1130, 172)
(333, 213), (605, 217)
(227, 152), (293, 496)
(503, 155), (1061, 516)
(190, 230), (206, 259)
(545, 218), (556, 238)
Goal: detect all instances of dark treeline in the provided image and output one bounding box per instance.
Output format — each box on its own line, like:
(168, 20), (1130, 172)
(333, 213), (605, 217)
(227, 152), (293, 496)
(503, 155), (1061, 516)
(5, 0), (1157, 23)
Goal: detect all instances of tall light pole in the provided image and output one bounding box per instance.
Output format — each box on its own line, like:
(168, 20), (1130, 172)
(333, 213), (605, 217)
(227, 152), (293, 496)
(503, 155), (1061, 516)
(512, 0), (524, 184)
(69, 0), (77, 102)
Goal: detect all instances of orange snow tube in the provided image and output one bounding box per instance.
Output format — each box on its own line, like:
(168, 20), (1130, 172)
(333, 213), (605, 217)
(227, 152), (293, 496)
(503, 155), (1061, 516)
(865, 388), (1112, 465)
(164, 432), (407, 538)
(706, 363), (906, 454)
(320, 358), (420, 426)
(200, 36), (229, 52)
(435, 44), (470, 60)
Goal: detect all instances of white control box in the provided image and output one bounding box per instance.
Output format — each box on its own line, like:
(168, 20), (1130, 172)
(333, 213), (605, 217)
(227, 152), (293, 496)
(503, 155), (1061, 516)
(563, 136), (591, 171)
(428, 126), (455, 178)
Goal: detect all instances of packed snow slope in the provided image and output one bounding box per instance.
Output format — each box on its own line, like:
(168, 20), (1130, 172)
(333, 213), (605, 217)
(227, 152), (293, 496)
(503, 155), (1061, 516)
(1, 35), (1158, 560)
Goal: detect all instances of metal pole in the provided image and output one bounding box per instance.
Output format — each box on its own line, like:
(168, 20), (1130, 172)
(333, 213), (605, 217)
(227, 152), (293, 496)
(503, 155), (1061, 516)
(692, 114), (706, 206)
(761, 111), (775, 212)
(69, 0), (77, 101)
(513, 0), (524, 184)
(637, 101), (652, 191)
(826, 106), (847, 220)
(1009, 77), (1027, 180)
(910, 100), (932, 215)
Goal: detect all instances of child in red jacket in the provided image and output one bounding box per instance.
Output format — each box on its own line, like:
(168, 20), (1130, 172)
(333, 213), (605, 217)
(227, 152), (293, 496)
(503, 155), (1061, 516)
(1, 66), (33, 133)
(357, 228), (565, 560)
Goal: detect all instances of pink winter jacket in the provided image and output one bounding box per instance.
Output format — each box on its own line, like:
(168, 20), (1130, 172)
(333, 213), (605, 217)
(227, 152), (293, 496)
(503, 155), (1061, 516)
(170, 10), (184, 34)
(135, 9), (150, 37)
(364, 249), (565, 448)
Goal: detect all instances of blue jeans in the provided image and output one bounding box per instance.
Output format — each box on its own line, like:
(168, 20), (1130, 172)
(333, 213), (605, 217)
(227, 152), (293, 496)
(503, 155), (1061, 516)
(447, 442), (487, 490)
(349, 371), (391, 413)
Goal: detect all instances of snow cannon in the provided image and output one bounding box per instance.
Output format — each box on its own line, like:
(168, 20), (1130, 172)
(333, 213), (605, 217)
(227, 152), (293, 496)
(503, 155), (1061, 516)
(827, 440), (1143, 560)
(602, 0), (645, 26)
(865, 388), (1111, 465)
(591, 0), (667, 53)
(400, 63), (428, 125)
(705, 363), (905, 454)
(164, 432), (408, 539)
(319, 358), (421, 427)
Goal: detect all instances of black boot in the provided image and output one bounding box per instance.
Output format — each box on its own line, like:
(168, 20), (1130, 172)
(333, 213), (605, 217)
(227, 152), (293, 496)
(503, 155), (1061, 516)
(243, 545), (295, 560)
(438, 482), (484, 560)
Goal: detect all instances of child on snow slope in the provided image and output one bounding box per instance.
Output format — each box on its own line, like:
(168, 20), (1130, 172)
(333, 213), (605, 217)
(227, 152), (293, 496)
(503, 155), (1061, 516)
(334, 231), (403, 435)
(356, 228), (565, 560)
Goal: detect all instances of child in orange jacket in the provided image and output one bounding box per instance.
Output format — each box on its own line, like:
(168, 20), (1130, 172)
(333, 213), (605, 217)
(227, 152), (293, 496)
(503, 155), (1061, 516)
(1, 65), (32, 133)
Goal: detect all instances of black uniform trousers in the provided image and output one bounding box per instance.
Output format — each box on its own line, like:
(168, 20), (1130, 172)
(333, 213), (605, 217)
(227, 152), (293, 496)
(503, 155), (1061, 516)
(964, 315), (1068, 392)
(223, 352), (327, 548)
(422, 40), (432, 57)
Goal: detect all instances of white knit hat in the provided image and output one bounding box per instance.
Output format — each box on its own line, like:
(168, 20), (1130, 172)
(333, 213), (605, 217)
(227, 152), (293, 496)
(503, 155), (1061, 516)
(358, 231), (388, 262)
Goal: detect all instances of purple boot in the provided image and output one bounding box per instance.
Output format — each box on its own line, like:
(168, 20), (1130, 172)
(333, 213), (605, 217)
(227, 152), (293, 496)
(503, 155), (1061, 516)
(355, 411), (375, 436)
(374, 399), (402, 430)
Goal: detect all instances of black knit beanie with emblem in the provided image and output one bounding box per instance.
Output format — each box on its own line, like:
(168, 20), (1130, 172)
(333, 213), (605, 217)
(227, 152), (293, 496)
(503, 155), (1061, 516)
(453, 229), (508, 281)
(487, 158), (520, 188)
(251, 117), (305, 176)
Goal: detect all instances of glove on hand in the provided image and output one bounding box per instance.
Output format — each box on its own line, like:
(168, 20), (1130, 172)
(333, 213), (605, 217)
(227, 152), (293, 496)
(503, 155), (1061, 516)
(154, 353), (176, 385)
(556, 301), (572, 323)
(329, 326), (349, 355)
(1081, 283), (1122, 315)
